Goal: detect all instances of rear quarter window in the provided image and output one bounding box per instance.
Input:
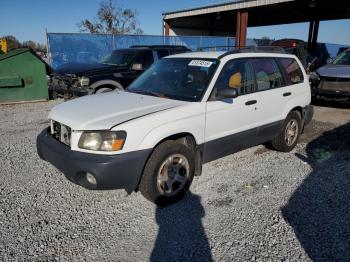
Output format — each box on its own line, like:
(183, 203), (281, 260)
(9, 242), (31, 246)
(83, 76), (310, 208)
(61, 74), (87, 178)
(279, 58), (304, 85)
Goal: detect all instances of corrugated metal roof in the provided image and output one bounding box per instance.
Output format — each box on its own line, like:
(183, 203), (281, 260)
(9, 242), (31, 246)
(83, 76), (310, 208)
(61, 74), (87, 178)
(163, 0), (296, 20)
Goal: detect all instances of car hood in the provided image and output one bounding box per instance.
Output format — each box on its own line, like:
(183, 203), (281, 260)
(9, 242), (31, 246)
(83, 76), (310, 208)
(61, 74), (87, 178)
(55, 62), (126, 76)
(317, 64), (350, 78)
(49, 91), (188, 130)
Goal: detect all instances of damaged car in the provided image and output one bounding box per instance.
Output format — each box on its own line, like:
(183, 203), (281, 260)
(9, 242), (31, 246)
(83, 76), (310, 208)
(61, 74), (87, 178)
(310, 48), (350, 101)
(49, 45), (190, 99)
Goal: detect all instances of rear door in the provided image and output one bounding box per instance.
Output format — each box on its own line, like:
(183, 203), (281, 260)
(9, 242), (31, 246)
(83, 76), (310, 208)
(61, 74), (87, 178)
(249, 58), (286, 134)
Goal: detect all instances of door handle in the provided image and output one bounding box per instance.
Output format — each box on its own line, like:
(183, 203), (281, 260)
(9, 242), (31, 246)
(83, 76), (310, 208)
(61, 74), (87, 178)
(245, 100), (257, 106)
(283, 92), (292, 97)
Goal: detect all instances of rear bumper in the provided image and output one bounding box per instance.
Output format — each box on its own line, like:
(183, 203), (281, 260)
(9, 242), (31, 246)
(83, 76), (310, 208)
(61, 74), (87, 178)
(37, 128), (152, 193)
(303, 105), (313, 127)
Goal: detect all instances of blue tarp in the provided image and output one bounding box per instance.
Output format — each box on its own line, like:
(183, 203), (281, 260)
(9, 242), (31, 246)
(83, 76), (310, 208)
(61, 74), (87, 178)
(47, 33), (236, 69)
(47, 33), (349, 70)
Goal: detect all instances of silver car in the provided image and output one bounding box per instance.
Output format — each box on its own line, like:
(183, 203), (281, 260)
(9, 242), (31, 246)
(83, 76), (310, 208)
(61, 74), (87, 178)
(310, 48), (350, 100)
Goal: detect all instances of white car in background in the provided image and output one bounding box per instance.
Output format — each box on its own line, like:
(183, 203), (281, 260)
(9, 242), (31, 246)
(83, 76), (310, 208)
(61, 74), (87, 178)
(37, 49), (313, 205)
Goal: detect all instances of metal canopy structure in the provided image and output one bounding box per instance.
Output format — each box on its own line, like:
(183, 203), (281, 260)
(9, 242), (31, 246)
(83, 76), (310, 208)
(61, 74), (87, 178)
(163, 0), (350, 50)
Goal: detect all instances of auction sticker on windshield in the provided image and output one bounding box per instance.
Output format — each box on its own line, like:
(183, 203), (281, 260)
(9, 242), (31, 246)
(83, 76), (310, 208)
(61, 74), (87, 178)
(189, 60), (213, 67)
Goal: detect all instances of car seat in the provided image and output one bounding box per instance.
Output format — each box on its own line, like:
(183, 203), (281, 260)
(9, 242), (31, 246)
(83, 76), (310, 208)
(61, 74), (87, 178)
(228, 72), (242, 94)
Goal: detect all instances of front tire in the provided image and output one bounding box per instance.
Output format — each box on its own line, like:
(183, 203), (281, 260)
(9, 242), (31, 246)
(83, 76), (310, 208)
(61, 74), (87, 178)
(270, 111), (302, 152)
(139, 140), (195, 206)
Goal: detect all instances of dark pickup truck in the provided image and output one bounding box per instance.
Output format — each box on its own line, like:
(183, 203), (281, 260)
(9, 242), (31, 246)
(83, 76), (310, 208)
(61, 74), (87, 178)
(49, 45), (190, 98)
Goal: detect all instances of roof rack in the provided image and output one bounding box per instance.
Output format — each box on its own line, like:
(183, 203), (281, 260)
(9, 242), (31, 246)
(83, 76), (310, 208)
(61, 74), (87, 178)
(129, 45), (189, 49)
(197, 45), (236, 51)
(218, 46), (286, 59)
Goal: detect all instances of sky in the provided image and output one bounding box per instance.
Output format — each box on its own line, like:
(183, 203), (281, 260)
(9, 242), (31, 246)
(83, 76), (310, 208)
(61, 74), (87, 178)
(1, 0), (350, 45)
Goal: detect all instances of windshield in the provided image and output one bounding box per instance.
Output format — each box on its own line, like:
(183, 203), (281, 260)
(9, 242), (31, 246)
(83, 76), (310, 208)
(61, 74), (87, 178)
(332, 50), (350, 65)
(127, 58), (219, 102)
(100, 50), (137, 66)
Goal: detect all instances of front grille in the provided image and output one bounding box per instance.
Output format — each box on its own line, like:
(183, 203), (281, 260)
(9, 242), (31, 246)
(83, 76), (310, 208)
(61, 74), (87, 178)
(319, 77), (350, 92)
(51, 120), (71, 146)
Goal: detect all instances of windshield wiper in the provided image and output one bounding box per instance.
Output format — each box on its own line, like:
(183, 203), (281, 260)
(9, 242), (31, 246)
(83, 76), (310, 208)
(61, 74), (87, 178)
(129, 90), (168, 98)
(148, 91), (168, 98)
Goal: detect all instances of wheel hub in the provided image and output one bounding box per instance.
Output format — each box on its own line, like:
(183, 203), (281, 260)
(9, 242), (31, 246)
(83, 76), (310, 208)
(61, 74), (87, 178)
(285, 119), (299, 146)
(157, 154), (189, 197)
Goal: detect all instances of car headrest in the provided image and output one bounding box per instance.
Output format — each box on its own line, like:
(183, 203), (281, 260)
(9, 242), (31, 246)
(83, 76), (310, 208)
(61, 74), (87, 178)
(229, 72), (242, 88)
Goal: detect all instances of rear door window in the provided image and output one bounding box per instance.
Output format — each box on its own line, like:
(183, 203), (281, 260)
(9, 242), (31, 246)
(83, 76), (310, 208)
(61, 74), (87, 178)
(133, 50), (154, 69)
(279, 58), (304, 84)
(251, 58), (284, 91)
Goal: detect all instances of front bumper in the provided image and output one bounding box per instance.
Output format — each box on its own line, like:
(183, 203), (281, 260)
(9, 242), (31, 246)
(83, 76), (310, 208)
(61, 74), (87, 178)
(37, 128), (152, 193)
(311, 78), (350, 99)
(311, 88), (350, 99)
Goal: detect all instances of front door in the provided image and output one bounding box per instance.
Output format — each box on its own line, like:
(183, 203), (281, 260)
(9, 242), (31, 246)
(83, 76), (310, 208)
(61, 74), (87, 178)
(204, 58), (261, 162)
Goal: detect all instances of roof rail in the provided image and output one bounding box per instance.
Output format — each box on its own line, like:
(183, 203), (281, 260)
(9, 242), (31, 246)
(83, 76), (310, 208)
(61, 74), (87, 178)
(197, 45), (236, 51)
(129, 45), (189, 49)
(218, 46), (287, 59)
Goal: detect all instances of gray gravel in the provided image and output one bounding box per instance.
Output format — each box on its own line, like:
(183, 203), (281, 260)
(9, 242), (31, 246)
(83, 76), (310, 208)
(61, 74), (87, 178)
(0, 100), (349, 261)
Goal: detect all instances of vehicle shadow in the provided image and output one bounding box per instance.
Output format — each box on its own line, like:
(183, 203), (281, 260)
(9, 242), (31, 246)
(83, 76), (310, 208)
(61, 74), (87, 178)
(150, 192), (213, 262)
(282, 123), (350, 260)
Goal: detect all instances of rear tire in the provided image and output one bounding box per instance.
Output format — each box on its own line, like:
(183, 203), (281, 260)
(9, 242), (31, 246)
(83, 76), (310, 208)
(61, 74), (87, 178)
(269, 111), (302, 152)
(139, 140), (195, 206)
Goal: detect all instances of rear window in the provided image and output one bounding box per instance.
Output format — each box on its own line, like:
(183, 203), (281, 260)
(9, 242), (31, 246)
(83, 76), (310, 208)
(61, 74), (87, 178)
(279, 58), (304, 84)
(170, 48), (188, 55)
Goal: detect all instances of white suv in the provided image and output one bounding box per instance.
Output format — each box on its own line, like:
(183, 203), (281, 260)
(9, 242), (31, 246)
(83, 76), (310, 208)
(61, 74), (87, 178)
(37, 50), (313, 205)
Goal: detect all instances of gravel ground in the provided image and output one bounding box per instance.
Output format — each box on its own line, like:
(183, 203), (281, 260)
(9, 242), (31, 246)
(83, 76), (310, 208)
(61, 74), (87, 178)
(0, 100), (349, 261)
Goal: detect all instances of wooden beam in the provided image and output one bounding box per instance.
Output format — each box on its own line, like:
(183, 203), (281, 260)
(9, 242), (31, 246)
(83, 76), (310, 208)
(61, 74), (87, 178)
(164, 21), (170, 36)
(236, 12), (241, 48)
(235, 11), (248, 48)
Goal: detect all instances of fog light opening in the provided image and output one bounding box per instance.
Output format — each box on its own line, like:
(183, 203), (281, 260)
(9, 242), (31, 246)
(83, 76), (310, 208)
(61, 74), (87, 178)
(86, 172), (97, 186)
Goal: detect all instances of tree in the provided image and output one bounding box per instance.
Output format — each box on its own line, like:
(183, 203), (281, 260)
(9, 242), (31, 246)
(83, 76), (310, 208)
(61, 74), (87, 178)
(22, 41), (47, 53)
(22, 40), (37, 50)
(260, 36), (273, 46)
(1, 35), (21, 50)
(78, 0), (143, 34)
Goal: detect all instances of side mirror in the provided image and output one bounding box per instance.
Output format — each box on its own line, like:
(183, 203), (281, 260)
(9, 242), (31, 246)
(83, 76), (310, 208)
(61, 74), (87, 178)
(216, 88), (239, 99)
(131, 63), (143, 71)
(326, 58), (333, 64)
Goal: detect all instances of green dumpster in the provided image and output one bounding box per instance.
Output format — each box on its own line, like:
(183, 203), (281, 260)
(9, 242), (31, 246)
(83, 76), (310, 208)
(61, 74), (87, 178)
(0, 48), (52, 103)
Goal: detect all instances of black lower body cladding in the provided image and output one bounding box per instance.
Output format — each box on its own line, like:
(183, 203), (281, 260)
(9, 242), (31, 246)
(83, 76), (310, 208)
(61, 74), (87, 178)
(36, 128), (152, 193)
(303, 105), (314, 127)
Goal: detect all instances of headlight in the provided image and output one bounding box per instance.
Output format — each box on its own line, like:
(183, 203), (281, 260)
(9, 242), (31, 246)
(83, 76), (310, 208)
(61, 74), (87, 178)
(309, 71), (320, 81)
(78, 131), (126, 151)
(79, 76), (90, 87)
